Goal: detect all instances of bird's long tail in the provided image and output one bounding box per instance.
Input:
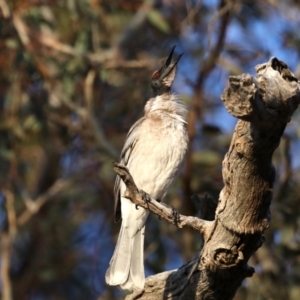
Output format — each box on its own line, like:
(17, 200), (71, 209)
(105, 225), (145, 290)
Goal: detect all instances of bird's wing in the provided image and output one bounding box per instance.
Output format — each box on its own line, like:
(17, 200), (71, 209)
(114, 117), (145, 223)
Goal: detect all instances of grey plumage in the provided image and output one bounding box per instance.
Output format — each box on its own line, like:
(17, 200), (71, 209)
(105, 48), (188, 290)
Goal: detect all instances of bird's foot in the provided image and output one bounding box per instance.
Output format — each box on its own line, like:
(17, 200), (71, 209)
(135, 190), (151, 210)
(172, 207), (180, 225)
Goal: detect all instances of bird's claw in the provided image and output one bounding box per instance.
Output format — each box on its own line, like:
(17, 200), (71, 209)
(172, 208), (180, 225)
(140, 190), (151, 209)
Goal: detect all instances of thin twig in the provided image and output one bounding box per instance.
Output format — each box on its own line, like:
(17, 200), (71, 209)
(207, 1), (232, 51)
(56, 89), (119, 159)
(182, 0), (203, 28)
(0, 0), (10, 18)
(0, 190), (17, 300)
(84, 69), (97, 111)
(17, 179), (69, 226)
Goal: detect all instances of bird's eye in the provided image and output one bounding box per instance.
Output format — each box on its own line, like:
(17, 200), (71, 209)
(152, 71), (160, 79)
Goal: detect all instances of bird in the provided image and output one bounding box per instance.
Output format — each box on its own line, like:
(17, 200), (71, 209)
(105, 46), (188, 290)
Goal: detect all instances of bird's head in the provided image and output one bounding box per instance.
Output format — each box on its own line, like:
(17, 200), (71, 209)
(151, 46), (183, 96)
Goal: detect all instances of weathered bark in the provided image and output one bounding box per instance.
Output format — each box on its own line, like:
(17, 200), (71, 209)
(114, 57), (300, 300)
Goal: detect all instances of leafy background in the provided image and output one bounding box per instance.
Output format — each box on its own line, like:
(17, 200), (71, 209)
(0, 0), (300, 299)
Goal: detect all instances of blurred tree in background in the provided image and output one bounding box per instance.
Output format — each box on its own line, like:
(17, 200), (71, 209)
(0, 0), (300, 299)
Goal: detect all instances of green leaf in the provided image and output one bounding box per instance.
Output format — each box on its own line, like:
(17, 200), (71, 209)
(23, 115), (41, 132)
(5, 39), (18, 49)
(147, 9), (170, 33)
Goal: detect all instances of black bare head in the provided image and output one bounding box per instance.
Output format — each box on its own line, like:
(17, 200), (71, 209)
(151, 46), (183, 96)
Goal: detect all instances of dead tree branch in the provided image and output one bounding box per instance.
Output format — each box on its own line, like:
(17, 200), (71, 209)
(115, 57), (300, 300)
(113, 163), (212, 240)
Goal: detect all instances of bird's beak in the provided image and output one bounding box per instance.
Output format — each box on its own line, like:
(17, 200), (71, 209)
(165, 46), (184, 68)
(161, 46), (183, 77)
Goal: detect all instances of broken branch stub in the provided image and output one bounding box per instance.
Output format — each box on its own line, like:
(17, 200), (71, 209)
(222, 57), (299, 126)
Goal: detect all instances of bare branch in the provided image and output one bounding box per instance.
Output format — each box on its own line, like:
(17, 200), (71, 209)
(0, 0), (10, 18)
(54, 90), (119, 159)
(17, 179), (69, 226)
(0, 190), (17, 300)
(113, 163), (212, 239)
(182, 0), (204, 28)
(83, 70), (119, 159)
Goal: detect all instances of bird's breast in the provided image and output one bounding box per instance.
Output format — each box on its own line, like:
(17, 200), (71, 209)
(127, 115), (188, 200)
